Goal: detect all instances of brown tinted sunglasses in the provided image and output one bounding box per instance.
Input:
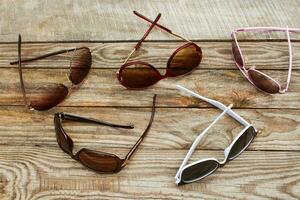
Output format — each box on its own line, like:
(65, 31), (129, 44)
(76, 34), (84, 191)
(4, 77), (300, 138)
(54, 95), (156, 173)
(117, 11), (202, 89)
(10, 35), (92, 111)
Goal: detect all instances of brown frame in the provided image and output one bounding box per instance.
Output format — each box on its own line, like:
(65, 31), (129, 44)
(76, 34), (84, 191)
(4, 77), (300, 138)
(10, 34), (91, 110)
(54, 95), (157, 173)
(117, 11), (202, 89)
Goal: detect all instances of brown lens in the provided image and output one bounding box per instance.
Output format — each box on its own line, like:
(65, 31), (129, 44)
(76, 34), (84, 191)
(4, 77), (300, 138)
(76, 148), (122, 172)
(54, 114), (74, 155)
(248, 69), (280, 94)
(69, 47), (92, 85)
(232, 39), (244, 67)
(168, 43), (202, 76)
(28, 83), (69, 111)
(119, 63), (161, 88)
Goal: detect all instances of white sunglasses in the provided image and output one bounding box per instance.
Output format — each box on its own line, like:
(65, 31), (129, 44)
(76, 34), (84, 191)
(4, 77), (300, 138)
(175, 85), (259, 185)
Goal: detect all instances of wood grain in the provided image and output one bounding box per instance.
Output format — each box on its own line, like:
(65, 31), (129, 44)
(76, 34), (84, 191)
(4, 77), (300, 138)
(0, 106), (299, 151)
(1, 68), (299, 108)
(1, 42), (300, 70)
(0, 1), (299, 199)
(0, 146), (299, 200)
(1, 0), (300, 42)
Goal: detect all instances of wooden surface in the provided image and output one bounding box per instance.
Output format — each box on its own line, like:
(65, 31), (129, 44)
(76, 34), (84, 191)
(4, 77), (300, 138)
(1, 0), (300, 42)
(0, 1), (299, 199)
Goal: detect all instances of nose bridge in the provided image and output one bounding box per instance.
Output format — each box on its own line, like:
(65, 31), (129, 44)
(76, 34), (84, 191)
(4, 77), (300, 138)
(219, 157), (227, 166)
(219, 158), (227, 166)
(219, 148), (230, 165)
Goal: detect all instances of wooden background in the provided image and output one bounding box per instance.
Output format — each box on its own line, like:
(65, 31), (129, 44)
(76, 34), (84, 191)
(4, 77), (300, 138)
(0, 0), (299, 199)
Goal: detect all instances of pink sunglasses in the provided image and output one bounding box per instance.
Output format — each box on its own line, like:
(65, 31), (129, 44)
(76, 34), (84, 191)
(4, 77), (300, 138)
(232, 27), (300, 94)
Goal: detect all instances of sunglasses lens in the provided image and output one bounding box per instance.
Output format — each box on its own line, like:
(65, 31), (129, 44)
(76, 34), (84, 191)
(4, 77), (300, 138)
(28, 83), (69, 111)
(181, 160), (219, 183)
(54, 115), (73, 155)
(228, 126), (256, 160)
(168, 44), (202, 76)
(69, 47), (92, 85)
(119, 63), (161, 88)
(248, 69), (280, 94)
(76, 148), (121, 172)
(232, 39), (244, 66)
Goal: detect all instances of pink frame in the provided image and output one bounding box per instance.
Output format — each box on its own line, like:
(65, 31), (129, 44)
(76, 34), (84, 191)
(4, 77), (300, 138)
(232, 27), (300, 94)
(117, 11), (202, 89)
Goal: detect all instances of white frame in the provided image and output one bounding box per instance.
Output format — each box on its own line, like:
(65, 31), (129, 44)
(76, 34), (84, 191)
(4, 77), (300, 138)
(174, 85), (257, 185)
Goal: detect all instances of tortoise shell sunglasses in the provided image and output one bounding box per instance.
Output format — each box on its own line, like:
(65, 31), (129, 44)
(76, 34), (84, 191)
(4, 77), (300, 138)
(117, 11), (202, 89)
(10, 35), (92, 111)
(54, 95), (156, 173)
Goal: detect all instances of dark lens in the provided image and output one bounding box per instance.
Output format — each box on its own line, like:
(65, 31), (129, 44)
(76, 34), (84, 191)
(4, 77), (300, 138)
(181, 160), (219, 183)
(54, 114), (73, 155)
(228, 126), (256, 160)
(118, 63), (161, 88)
(69, 47), (92, 85)
(168, 43), (202, 76)
(248, 69), (280, 94)
(28, 83), (69, 111)
(76, 148), (122, 172)
(232, 39), (244, 67)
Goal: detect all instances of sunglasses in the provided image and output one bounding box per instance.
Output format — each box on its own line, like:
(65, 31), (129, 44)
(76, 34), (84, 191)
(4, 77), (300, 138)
(117, 11), (202, 89)
(10, 34), (92, 111)
(54, 95), (156, 173)
(232, 27), (300, 94)
(175, 85), (258, 185)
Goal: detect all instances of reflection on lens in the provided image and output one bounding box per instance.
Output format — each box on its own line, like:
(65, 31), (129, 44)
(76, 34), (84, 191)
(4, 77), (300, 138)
(28, 83), (69, 111)
(228, 126), (256, 160)
(69, 47), (92, 85)
(182, 160), (219, 182)
(54, 115), (74, 155)
(232, 39), (244, 67)
(119, 63), (161, 88)
(168, 43), (202, 76)
(248, 69), (280, 94)
(76, 148), (121, 172)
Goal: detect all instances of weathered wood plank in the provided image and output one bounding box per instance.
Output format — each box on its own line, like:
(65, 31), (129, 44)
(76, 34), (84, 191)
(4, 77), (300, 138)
(1, 41), (300, 70)
(0, 146), (299, 199)
(1, 0), (300, 42)
(1, 68), (299, 108)
(0, 1), (299, 199)
(0, 106), (299, 151)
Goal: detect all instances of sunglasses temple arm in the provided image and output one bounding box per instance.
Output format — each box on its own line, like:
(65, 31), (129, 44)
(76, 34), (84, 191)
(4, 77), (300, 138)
(17, 34), (29, 108)
(10, 47), (84, 65)
(234, 27), (300, 33)
(135, 13), (161, 50)
(122, 13), (161, 65)
(123, 95), (157, 163)
(122, 48), (136, 65)
(58, 112), (134, 129)
(284, 27), (293, 92)
(175, 104), (233, 181)
(133, 11), (191, 43)
(176, 85), (251, 127)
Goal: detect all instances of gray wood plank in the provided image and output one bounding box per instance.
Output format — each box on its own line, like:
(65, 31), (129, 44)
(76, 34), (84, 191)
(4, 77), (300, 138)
(0, 0), (299, 42)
